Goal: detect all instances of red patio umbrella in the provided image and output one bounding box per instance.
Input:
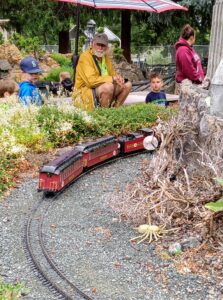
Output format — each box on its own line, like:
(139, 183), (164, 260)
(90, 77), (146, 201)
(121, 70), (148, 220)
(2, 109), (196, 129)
(58, 0), (187, 13)
(56, 0), (187, 55)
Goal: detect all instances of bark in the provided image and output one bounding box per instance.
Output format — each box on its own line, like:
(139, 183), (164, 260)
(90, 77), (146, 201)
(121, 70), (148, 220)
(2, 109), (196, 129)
(58, 30), (71, 54)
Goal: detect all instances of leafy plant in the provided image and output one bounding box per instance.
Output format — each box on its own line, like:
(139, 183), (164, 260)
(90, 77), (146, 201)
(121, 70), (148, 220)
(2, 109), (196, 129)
(113, 45), (124, 62)
(205, 178), (223, 212)
(78, 35), (86, 54)
(9, 33), (43, 57)
(36, 105), (99, 146)
(12, 127), (51, 152)
(90, 103), (172, 136)
(0, 157), (15, 195)
(50, 53), (72, 67)
(0, 32), (4, 45)
(0, 279), (27, 299)
(146, 47), (171, 65)
(96, 27), (104, 33)
(44, 66), (73, 82)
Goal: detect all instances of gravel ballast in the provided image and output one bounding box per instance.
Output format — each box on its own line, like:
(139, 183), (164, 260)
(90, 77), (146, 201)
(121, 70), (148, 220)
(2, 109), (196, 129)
(0, 153), (221, 300)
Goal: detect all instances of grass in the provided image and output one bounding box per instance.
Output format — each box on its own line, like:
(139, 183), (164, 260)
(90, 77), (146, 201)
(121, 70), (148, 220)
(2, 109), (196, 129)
(0, 279), (26, 300)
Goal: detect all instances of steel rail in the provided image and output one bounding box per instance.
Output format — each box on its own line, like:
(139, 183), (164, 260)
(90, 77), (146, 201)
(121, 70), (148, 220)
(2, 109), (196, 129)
(23, 150), (148, 299)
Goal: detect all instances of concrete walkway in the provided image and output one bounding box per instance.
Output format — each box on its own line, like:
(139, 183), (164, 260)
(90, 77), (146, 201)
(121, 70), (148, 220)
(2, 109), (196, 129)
(51, 92), (179, 106)
(125, 91), (179, 105)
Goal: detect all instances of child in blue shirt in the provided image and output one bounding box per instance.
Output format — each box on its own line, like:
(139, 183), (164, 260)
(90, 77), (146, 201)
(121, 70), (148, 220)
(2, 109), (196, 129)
(18, 56), (43, 106)
(145, 73), (168, 107)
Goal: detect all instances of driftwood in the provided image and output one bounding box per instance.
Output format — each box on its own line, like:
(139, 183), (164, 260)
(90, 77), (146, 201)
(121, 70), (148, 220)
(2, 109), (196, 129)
(109, 80), (223, 248)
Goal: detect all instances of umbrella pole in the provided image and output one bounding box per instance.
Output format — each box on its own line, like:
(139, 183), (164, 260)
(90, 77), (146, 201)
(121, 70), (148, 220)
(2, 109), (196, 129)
(74, 3), (80, 56)
(72, 3), (80, 84)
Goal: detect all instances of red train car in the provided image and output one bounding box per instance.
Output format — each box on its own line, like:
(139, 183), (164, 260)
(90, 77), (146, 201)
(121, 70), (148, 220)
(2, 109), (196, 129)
(76, 136), (119, 168)
(118, 128), (153, 154)
(39, 149), (83, 192)
(38, 128), (156, 194)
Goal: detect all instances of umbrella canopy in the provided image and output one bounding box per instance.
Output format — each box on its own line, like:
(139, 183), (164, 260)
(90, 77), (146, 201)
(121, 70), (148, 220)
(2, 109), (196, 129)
(58, 0), (187, 13)
(56, 0), (187, 57)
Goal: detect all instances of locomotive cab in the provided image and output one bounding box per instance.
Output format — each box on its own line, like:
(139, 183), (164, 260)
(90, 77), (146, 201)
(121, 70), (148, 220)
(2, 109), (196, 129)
(118, 132), (146, 155)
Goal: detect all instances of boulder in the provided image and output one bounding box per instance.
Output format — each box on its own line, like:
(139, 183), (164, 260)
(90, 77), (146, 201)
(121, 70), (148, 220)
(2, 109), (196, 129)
(0, 43), (22, 65)
(41, 54), (60, 69)
(113, 58), (145, 82)
(0, 59), (12, 79)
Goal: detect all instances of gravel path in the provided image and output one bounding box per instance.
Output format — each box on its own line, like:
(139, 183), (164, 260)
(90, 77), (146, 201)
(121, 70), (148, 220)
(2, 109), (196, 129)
(0, 153), (221, 300)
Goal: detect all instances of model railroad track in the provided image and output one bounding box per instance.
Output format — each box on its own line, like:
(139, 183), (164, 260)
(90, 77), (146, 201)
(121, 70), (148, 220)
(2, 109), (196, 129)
(23, 152), (147, 300)
(23, 166), (99, 300)
(23, 186), (93, 300)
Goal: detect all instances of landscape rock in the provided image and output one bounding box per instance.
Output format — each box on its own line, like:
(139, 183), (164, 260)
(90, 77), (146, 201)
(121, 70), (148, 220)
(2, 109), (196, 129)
(181, 236), (202, 250)
(168, 242), (182, 255)
(111, 52), (145, 82)
(0, 43), (22, 65)
(41, 54), (60, 69)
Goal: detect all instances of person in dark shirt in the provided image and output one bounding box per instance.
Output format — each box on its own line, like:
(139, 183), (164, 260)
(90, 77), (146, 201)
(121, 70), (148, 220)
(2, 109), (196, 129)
(59, 71), (73, 94)
(145, 73), (168, 107)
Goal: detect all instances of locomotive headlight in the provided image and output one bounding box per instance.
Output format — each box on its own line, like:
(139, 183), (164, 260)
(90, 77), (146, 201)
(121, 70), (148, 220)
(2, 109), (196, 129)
(143, 136), (158, 151)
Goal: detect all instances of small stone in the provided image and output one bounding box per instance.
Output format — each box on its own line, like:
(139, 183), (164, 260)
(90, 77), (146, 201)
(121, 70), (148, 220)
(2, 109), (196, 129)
(2, 217), (9, 223)
(182, 267), (191, 273)
(168, 242), (182, 255)
(112, 218), (118, 223)
(124, 256), (131, 261)
(181, 236), (201, 250)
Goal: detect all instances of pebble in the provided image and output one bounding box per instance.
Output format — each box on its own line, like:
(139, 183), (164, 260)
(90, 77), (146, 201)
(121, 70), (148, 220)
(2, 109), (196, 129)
(0, 153), (222, 299)
(168, 242), (182, 255)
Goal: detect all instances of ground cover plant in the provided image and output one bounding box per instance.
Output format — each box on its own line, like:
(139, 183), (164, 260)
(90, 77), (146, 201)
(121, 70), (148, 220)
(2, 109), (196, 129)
(0, 102), (174, 197)
(44, 66), (74, 82)
(50, 53), (72, 68)
(44, 53), (73, 82)
(0, 279), (25, 300)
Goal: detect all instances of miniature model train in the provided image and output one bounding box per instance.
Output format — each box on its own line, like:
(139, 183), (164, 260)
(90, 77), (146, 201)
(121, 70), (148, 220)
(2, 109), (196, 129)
(38, 128), (157, 194)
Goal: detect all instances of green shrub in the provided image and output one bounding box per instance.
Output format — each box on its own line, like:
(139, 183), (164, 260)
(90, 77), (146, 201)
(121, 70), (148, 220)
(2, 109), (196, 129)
(96, 27), (104, 33)
(36, 104), (172, 147)
(36, 105), (100, 146)
(146, 47), (171, 65)
(0, 32), (4, 45)
(0, 157), (15, 195)
(50, 53), (72, 67)
(113, 45), (124, 62)
(44, 66), (73, 82)
(0, 279), (27, 299)
(90, 103), (172, 136)
(12, 127), (52, 152)
(205, 178), (223, 212)
(9, 33), (43, 57)
(78, 35), (86, 54)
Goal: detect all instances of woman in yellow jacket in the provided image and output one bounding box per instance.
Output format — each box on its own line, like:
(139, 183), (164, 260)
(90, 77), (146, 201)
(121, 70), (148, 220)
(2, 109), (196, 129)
(73, 33), (132, 111)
